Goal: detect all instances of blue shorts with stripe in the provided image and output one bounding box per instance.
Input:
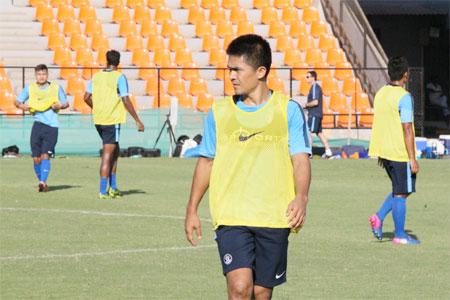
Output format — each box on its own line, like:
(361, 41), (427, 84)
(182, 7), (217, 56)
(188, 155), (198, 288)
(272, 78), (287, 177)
(308, 116), (322, 133)
(95, 124), (120, 144)
(381, 159), (416, 194)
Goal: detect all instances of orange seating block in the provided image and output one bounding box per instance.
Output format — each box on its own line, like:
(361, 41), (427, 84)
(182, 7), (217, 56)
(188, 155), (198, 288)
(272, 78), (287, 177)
(214, 61), (227, 80)
(59, 60), (79, 79)
(35, 3), (54, 21)
(224, 75), (234, 96)
(85, 19), (103, 36)
(160, 61), (179, 80)
(161, 20), (180, 37)
(318, 34), (337, 51)
(147, 0), (165, 8)
(0, 90), (22, 115)
(72, 0), (90, 7)
(302, 6), (319, 23)
(334, 62), (353, 80)
(119, 20), (137, 37)
(112, 5), (130, 23)
(134, 5), (151, 24)
(230, 7), (247, 24)
(284, 49), (302, 66)
(180, 0), (197, 8)
(82, 61), (101, 80)
(168, 34), (186, 52)
(310, 20), (328, 38)
(132, 48), (150, 66)
(76, 48), (94, 65)
(281, 6), (299, 24)
(223, 33), (237, 49)
(78, 5), (97, 23)
(63, 19), (82, 36)
(209, 6), (226, 25)
(337, 105), (357, 128)
(196, 92), (214, 112)
(216, 20), (234, 38)
(313, 62), (332, 79)
(202, 34), (220, 52)
(268, 77), (285, 94)
(53, 47), (72, 65)
(322, 108), (336, 128)
(195, 20), (213, 38)
(200, 0), (218, 9)
(298, 79), (310, 96)
(188, 7), (206, 24)
(140, 19), (158, 37)
(69, 33), (89, 51)
(153, 48), (171, 66)
(147, 34), (165, 51)
(222, 0), (238, 9)
(145, 74), (164, 97)
(181, 62), (200, 81)
(328, 91), (346, 111)
(342, 77), (362, 97)
(167, 76), (186, 96)
(126, 0), (145, 8)
(209, 48), (227, 66)
(29, 0), (47, 7)
(41, 18), (60, 36)
(237, 20), (254, 35)
(189, 78), (208, 96)
(289, 20), (308, 38)
(268, 21), (287, 38)
(57, 4), (76, 22)
(291, 61), (308, 81)
(91, 33), (110, 51)
(305, 48), (323, 65)
(261, 7), (278, 25)
(48, 32), (67, 50)
(253, 0), (269, 9)
(326, 48), (346, 66)
(105, 0), (124, 8)
(125, 34), (143, 51)
(174, 91), (193, 108)
(273, 0), (290, 9)
(296, 33), (314, 52)
(353, 92), (370, 111)
(293, 0), (312, 9)
(96, 47), (109, 66)
(276, 35), (295, 52)
(137, 61), (157, 80)
(66, 75), (85, 95)
(175, 48), (193, 66)
(155, 6), (172, 24)
(359, 107), (373, 128)
(72, 92), (91, 114)
(321, 77), (339, 96)
(0, 77), (13, 92)
(153, 93), (171, 108)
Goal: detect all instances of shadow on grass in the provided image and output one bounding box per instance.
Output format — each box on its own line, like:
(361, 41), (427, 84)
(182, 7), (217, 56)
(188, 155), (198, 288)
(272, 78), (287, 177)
(120, 189), (146, 195)
(376, 230), (419, 243)
(48, 185), (81, 192)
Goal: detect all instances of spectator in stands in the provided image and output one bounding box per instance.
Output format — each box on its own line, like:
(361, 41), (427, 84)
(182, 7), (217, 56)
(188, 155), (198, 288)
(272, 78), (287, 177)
(426, 76), (450, 125)
(369, 56), (420, 245)
(185, 34), (311, 299)
(303, 70), (333, 158)
(15, 64), (68, 192)
(84, 50), (144, 199)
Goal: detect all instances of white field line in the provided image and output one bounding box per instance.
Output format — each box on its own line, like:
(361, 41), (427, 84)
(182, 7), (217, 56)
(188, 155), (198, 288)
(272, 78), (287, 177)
(0, 207), (214, 261)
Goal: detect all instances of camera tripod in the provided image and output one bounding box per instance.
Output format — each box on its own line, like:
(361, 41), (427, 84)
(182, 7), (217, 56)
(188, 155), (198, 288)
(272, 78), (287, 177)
(153, 113), (177, 155)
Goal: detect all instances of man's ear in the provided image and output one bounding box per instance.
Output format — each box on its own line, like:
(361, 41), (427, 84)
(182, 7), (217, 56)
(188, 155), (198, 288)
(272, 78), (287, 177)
(257, 66), (268, 80)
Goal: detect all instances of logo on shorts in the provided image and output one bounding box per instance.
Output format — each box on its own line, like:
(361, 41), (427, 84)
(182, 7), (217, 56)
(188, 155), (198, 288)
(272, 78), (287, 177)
(223, 253), (233, 265)
(275, 271), (286, 279)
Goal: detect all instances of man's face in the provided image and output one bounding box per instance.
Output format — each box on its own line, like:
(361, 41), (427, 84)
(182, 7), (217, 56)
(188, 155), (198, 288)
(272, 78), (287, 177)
(35, 70), (48, 85)
(228, 55), (266, 96)
(306, 73), (314, 85)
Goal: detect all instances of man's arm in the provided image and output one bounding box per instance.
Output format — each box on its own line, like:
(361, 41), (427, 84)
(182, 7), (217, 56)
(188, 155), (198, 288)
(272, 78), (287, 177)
(51, 86), (69, 110)
(84, 92), (93, 108)
(122, 96), (144, 131)
(185, 157), (213, 246)
(286, 153), (311, 230)
(15, 86), (29, 111)
(402, 122), (419, 174)
(304, 99), (319, 108)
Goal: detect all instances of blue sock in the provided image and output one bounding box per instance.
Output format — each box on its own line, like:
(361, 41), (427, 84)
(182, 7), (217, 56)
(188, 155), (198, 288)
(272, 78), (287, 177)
(109, 173), (117, 190)
(100, 177), (108, 195)
(40, 159), (51, 182)
(33, 162), (41, 180)
(392, 197), (407, 238)
(376, 193), (393, 221)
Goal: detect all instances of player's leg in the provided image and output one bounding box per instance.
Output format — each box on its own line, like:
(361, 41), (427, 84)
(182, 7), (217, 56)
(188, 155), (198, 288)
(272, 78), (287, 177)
(315, 119), (332, 157)
(39, 125), (58, 192)
(108, 125), (122, 197)
(30, 122), (42, 184)
(253, 228), (290, 300)
(216, 226), (255, 300)
(100, 143), (117, 197)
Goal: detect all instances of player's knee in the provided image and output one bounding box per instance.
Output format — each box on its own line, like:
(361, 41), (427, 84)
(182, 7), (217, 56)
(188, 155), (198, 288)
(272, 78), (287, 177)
(228, 280), (252, 299)
(253, 286), (272, 300)
(33, 157), (41, 164)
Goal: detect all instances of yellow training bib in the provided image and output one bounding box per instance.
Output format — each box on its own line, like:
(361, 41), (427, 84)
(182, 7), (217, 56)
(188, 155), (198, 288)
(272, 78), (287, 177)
(28, 82), (59, 113)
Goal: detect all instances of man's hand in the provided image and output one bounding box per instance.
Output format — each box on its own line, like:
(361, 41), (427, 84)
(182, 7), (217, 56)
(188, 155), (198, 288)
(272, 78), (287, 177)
(185, 211), (202, 246)
(286, 195), (308, 230)
(136, 120), (144, 132)
(51, 102), (62, 111)
(19, 103), (30, 111)
(410, 159), (419, 174)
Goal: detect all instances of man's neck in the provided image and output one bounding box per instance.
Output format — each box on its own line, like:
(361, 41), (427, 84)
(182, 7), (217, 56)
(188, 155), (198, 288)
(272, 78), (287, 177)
(390, 80), (405, 87)
(36, 81), (49, 87)
(241, 85), (271, 106)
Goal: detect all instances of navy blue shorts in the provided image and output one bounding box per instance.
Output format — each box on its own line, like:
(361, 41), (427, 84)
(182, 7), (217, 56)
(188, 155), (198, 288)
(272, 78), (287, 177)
(381, 159), (416, 195)
(30, 121), (58, 157)
(215, 226), (290, 288)
(95, 124), (120, 145)
(308, 116), (322, 133)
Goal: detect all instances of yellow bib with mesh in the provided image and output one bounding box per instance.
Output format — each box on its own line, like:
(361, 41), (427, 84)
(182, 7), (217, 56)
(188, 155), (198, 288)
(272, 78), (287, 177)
(92, 70), (126, 125)
(209, 91), (295, 229)
(28, 82), (59, 113)
(369, 85), (415, 162)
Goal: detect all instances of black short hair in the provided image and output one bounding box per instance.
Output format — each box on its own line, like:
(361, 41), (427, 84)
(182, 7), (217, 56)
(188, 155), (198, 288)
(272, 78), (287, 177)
(34, 64), (48, 72)
(193, 134), (202, 144)
(106, 50), (121, 67)
(226, 34), (272, 79)
(388, 56), (408, 81)
(307, 70), (317, 80)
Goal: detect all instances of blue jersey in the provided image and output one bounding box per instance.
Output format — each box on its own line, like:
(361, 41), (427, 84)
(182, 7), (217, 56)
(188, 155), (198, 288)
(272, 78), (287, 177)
(198, 99), (311, 158)
(17, 82), (67, 128)
(398, 93), (413, 123)
(307, 83), (323, 118)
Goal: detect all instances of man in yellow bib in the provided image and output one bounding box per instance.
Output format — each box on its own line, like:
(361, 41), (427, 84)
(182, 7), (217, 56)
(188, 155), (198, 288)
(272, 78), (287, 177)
(185, 35), (312, 299)
(368, 56), (420, 245)
(15, 64), (69, 192)
(84, 50), (144, 199)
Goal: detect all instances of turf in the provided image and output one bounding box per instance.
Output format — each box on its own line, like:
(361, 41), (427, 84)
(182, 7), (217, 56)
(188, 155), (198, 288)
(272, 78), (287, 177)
(1, 157), (449, 299)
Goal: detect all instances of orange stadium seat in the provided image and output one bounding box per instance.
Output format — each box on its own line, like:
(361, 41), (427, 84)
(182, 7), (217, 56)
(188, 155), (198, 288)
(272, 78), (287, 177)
(53, 46), (72, 65)
(175, 48), (193, 66)
(200, 0), (218, 9)
(0, 77), (13, 92)
(76, 47), (94, 65)
(293, 0), (311, 9)
(53, 0), (69, 5)
(195, 20), (213, 38)
(145, 73), (163, 97)
(91, 33), (110, 51)
(224, 75), (234, 96)
(342, 77), (362, 97)
(0, 91), (22, 115)
(268, 76), (285, 94)
(189, 78), (208, 96)
(214, 61), (227, 80)
(126, 0), (145, 8)
(334, 62), (353, 80)
(281, 7), (299, 24)
(209, 6), (226, 25)
(161, 20), (180, 37)
(119, 20), (137, 37)
(63, 19), (82, 36)
(78, 5), (97, 23)
(230, 7), (247, 24)
(82, 61), (100, 80)
(168, 34), (186, 52)
(105, 0), (124, 8)
(155, 6), (172, 24)
(222, 0), (238, 9)
(137, 61), (156, 80)
(321, 77), (339, 96)
(196, 92), (214, 112)
(69, 33), (89, 51)
(132, 48), (150, 66)
(253, 0), (270, 9)
(48, 32), (67, 50)
(85, 19), (103, 36)
(29, 0), (47, 7)
(96, 47), (110, 66)
(180, 0), (197, 8)
(318, 34), (337, 51)
(174, 91), (194, 108)
(291, 61), (308, 81)
(153, 48), (171, 66)
(66, 75), (85, 95)
(359, 106), (373, 127)
(41, 18), (60, 36)
(289, 20), (308, 38)
(322, 108), (335, 128)
(147, 0), (165, 8)
(314, 61), (332, 79)
(57, 4), (76, 22)
(268, 21), (287, 38)
(273, 0), (290, 9)
(202, 34), (220, 52)
(216, 20), (234, 38)
(147, 34), (165, 51)
(167, 76), (186, 96)
(296, 33), (314, 52)
(125, 34), (144, 51)
(112, 5), (130, 23)
(328, 91), (346, 111)
(59, 60), (79, 79)
(181, 62), (200, 81)
(305, 48), (323, 65)
(276, 35), (295, 52)
(160, 61), (179, 80)
(260, 7), (278, 25)
(140, 19), (158, 37)
(237, 20), (254, 35)
(302, 6), (319, 24)
(353, 92), (370, 111)
(35, 3), (54, 21)
(134, 5), (151, 24)
(223, 33), (237, 49)
(310, 20), (328, 38)
(152, 93), (171, 108)
(284, 49), (302, 66)
(72, 0), (90, 7)
(337, 105), (357, 128)
(188, 7), (206, 24)
(72, 92), (91, 114)
(298, 78), (310, 96)
(326, 48), (346, 65)
(209, 48), (227, 66)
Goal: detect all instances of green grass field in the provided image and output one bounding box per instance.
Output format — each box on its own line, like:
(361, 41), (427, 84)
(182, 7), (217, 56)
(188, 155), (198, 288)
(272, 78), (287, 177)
(1, 157), (449, 299)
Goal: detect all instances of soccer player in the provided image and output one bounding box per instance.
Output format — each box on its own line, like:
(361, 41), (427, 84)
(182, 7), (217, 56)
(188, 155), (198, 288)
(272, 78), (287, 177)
(15, 64), (68, 192)
(303, 70), (332, 158)
(185, 34), (312, 299)
(84, 50), (144, 199)
(368, 56), (420, 245)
